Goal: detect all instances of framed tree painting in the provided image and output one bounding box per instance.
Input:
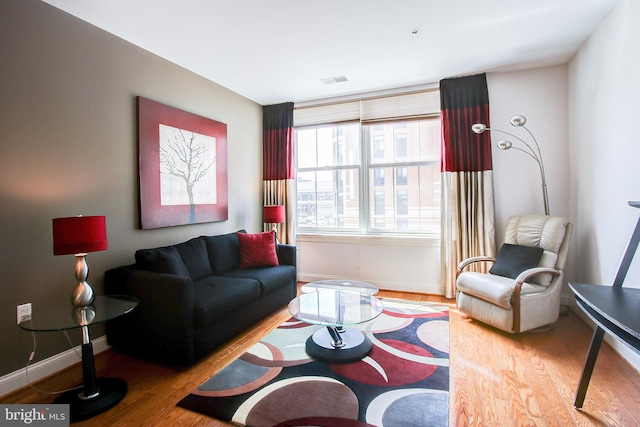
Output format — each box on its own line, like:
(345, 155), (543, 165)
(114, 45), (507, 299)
(137, 96), (228, 229)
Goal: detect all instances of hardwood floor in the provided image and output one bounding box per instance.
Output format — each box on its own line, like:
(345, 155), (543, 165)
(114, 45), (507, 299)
(2, 289), (639, 426)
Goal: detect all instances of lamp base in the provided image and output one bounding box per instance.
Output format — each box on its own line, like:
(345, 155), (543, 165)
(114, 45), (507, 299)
(71, 254), (95, 308)
(71, 283), (95, 308)
(54, 378), (127, 422)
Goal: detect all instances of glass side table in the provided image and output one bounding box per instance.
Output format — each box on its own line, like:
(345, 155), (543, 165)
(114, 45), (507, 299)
(19, 295), (138, 422)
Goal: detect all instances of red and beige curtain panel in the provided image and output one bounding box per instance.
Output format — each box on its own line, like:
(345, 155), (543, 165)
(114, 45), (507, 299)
(439, 73), (496, 298)
(263, 102), (295, 244)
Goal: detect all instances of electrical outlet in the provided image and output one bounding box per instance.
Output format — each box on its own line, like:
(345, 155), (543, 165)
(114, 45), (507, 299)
(17, 303), (31, 324)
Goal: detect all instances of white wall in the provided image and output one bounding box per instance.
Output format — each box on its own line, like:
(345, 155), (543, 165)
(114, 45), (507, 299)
(568, 0), (640, 367)
(487, 66), (571, 230)
(487, 66), (573, 303)
(569, 0), (640, 286)
(297, 234), (441, 294)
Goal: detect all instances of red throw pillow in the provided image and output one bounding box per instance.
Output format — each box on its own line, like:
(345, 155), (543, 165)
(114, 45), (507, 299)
(237, 230), (279, 269)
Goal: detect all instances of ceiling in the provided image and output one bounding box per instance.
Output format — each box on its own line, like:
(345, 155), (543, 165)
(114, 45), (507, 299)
(41, 0), (618, 106)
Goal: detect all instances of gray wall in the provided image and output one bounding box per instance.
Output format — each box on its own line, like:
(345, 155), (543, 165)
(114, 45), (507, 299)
(0, 0), (263, 377)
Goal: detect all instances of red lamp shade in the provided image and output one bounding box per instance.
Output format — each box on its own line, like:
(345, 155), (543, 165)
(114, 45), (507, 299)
(52, 216), (108, 255)
(263, 205), (285, 224)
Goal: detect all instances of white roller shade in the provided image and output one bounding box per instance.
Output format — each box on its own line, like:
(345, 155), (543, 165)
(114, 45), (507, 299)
(360, 90), (440, 123)
(293, 89), (440, 127)
(293, 101), (360, 127)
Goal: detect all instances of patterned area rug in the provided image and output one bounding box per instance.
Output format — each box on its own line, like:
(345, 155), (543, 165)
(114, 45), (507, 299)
(178, 299), (449, 427)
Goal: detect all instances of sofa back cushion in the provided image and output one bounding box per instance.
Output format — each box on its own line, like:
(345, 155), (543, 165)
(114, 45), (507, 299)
(135, 246), (190, 277)
(203, 230), (245, 275)
(174, 237), (212, 281)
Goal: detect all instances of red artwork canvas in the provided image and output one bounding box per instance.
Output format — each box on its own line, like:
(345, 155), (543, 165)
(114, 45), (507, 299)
(138, 97), (228, 229)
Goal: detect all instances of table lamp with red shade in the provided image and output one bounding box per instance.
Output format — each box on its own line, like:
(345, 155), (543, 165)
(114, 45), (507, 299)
(52, 215), (108, 308)
(263, 205), (285, 242)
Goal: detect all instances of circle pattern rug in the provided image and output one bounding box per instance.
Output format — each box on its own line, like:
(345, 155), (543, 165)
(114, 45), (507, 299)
(178, 298), (449, 427)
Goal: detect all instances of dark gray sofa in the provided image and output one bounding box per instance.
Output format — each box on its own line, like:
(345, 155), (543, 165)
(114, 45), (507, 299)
(104, 230), (297, 366)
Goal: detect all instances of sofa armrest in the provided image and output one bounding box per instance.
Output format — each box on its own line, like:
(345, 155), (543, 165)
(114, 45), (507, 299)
(105, 266), (194, 323)
(277, 244), (296, 267)
(105, 266), (196, 365)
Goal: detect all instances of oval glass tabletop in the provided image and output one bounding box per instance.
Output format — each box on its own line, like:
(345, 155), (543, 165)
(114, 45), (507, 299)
(19, 295), (138, 332)
(288, 289), (383, 327)
(301, 279), (379, 295)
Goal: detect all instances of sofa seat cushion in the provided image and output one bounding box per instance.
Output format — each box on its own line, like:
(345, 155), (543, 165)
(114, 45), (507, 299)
(457, 271), (547, 310)
(192, 276), (261, 328)
(223, 265), (296, 296)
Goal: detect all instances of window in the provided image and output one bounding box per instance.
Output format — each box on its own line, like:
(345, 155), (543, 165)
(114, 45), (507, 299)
(373, 135), (385, 159)
(397, 190), (408, 215)
(296, 125), (360, 229)
(294, 90), (441, 235)
(395, 133), (407, 158)
(365, 120), (440, 233)
(396, 167), (408, 186)
(374, 191), (385, 215)
(374, 168), (385, 186)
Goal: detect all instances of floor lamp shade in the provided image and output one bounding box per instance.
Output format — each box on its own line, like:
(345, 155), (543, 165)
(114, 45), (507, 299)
(52, 216), (108, 307)
(263, 205), (285, 224)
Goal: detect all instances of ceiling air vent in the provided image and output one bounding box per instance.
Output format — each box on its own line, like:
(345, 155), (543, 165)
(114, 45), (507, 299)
(320, 75), (348, 85)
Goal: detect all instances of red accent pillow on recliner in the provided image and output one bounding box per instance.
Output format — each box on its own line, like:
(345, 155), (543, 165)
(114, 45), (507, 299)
(237, 230), (279, 269)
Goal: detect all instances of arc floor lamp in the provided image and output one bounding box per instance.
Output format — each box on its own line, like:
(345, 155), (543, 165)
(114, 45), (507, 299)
(472, 114), (550, 215)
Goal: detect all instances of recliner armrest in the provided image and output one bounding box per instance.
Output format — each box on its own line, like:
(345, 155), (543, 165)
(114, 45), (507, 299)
(457, 256), (495, 274)
(277, 244), (296, 267)
(514, 267), (560, 286)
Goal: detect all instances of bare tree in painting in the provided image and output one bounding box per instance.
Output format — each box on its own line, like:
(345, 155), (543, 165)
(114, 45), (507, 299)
(159, 128), (216, 223)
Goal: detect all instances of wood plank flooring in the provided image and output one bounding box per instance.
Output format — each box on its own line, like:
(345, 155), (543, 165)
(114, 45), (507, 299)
(2, 289), (639, 426)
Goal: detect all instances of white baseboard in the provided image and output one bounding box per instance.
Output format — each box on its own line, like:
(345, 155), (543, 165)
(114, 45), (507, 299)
(0, 336), (110, 399)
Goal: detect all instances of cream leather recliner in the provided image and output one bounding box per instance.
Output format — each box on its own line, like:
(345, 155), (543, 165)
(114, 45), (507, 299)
(456, 215), (572, 333)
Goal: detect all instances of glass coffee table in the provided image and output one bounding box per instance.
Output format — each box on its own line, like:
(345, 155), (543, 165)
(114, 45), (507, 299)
(301, 279), (379, 295)
(288, 288), (383, 363)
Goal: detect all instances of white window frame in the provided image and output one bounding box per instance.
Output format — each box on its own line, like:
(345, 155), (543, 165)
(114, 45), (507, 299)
(294, 89), (441, 237)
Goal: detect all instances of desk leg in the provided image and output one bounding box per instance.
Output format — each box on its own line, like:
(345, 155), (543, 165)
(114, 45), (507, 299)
(574, 326), (605, 410)
(54, 325), (128, 421)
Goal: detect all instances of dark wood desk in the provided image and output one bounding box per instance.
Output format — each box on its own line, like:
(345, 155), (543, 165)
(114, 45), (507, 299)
(569, 201), (640, 409)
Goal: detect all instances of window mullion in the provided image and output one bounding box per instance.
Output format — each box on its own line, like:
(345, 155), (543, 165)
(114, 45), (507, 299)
(360, 125), (370, 233)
